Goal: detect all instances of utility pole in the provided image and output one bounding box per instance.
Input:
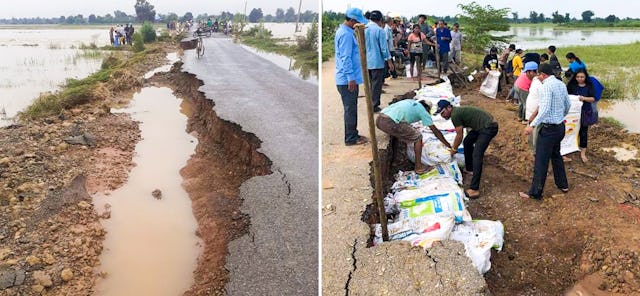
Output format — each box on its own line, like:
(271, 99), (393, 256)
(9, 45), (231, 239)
(244, 1), (247, 24)
(295, 0), (302, 33)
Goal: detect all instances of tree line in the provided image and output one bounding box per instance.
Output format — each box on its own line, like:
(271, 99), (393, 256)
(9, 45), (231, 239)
(248, 8), (318, 23)
(511, 10), (638, 24)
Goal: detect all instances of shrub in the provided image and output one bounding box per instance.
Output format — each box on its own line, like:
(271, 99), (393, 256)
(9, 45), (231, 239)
(157, 31), (171, 42)
(140, 22), (157, 43)
(132, 32), (145, 52)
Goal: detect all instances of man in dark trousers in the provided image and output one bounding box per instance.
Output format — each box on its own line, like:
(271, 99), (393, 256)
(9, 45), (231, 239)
(365, 10), (394, 113)
(435, 20), (451, 75)
(436, 100), (499, 198)
(519, 63), (571, 200)
(334, 7), (368, 146)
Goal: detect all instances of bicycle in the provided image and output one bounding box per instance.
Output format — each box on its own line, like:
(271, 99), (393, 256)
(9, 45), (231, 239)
(196, 36), (204, 58)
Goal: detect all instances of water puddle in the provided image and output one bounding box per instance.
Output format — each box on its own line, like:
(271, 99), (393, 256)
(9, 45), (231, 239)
(599, 99), (640, 133)
(144, 52), (180, 79)
(602, 143), (639, 162)
(240, 44), (318, 84)
(93, 86), (201, 296)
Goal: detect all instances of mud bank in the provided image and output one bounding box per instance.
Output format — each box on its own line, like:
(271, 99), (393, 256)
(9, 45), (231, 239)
(149, 62), (271, 295)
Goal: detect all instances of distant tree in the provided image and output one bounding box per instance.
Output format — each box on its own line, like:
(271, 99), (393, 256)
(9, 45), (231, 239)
(511, 12), (518, 23)
(59, 16), (65, 23)
(565, 13), (571, 23)
(264, 14), (274, 22)
(605, 14), (618, 22)
(88, 14), (96, 23)
(538, 13), (545, 23)
(285, 7), (296, 22)
(551, 11), (564, 24)
(581, 10), (594, 22)
(457, 2), (511, 54)
(248, 8), (263, 23)
(529, 11), (538, 23)
(165, 13), (178, 22)
(135, 0), (156, 22)
(181, 12), (193, 22)
(275, 8), (285, 22)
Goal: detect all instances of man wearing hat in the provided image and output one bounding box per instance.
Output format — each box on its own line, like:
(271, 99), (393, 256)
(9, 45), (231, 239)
(519, 63), (571, 201)
(376, 99), (452, 173)
(436, 100), (498, 199)
(514, 61), (539, 124)
(365, 10), (394, 113)
(335, 7), (368, 146)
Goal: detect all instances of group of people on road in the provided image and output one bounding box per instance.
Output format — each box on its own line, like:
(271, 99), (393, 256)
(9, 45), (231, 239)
(335, 7), (602, 202)
(109, 24), (134, 46)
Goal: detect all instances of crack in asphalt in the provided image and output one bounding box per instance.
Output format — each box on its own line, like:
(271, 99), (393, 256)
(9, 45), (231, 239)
(344, 238), (358, 296)
(276, 168), (292, 197)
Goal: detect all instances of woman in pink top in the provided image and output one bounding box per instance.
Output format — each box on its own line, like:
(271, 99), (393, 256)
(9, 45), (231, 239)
(407, 24), (436, 80)
(514, 61), (538, 124)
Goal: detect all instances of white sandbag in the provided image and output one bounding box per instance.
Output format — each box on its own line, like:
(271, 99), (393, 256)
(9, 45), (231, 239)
(449, 220), (505, 274)
(393, 176), (470, 223)
(406, 127), (464, 168)
(560, 95), (582, 156)
(405, 62), (419, 77)
(373, 214), (455, 249)
(479, 70), (500, 99)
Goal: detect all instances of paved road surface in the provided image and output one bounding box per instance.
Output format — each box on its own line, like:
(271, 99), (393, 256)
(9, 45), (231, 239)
(182, 34), (318, 295)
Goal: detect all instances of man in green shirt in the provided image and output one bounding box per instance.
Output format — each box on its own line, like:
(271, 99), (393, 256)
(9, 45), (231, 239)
(436, 100), (499, 198)
(376, 99), (452, 173)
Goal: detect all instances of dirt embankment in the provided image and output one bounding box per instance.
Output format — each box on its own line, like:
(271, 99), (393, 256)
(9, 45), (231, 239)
(149, 63), (272, 295)
(0, 45), (168, 295)
(383, 79), (640, 295)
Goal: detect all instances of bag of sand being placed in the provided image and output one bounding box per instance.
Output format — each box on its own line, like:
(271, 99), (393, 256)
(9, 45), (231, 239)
(449, 220), (505, 274)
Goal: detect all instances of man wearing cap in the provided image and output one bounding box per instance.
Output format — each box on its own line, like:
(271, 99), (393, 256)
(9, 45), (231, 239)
(514, 61), (539, 124)
(519, 63), (571, 201)
(436, 101), (498, 198)
(365, 10), (395, 113)
(335, 8), (368, 146)
(376, 100), (451, 173)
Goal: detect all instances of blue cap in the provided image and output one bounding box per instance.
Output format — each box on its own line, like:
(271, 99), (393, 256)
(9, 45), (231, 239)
(346, 7), (368, 24)
(524, 61), (538, 72)
(435, 100), (451, 114)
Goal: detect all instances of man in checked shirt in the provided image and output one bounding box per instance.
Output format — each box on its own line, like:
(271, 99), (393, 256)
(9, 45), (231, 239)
(519, 63), (571, 201)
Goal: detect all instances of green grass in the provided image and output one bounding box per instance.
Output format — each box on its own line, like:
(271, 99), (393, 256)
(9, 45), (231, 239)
(600, 116), (625, 129)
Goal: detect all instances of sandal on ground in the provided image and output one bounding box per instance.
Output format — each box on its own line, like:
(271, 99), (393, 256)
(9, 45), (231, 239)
(559, 187), (569, 193)
(519, 191), (542, 201)
(346, 136), (369, 146)
(465, 189), (480, 199)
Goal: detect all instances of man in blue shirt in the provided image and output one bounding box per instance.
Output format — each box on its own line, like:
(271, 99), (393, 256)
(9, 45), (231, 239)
(520, 63), (571, 201)
(435, 20), (451, 75)
(376, 99), (451, 173)
(335, 7), (368, 146)
(365, 10), (394, 113)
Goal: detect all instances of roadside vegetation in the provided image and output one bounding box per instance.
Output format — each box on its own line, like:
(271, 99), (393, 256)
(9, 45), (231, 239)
(239, 22), (318, 77)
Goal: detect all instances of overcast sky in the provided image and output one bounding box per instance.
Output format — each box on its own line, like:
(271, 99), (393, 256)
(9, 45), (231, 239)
(1, 0), (319, 19)
(323, 0), (640, 19)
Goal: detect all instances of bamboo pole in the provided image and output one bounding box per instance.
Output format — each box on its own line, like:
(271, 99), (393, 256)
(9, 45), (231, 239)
(417, 55), (422, 89)
(354, 24), (388, 241)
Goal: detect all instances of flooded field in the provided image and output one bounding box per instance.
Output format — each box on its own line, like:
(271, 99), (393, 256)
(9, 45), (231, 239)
(495, 26), (640, 49)
(599, 99), (640, 133)
(246, 22), (312, 39)
(0, 27), (108, 125)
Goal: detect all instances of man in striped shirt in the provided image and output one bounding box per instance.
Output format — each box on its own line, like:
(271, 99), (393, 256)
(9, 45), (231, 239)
(520, 63), (571, 201)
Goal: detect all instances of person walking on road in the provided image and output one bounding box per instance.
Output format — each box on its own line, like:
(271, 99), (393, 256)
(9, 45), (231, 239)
(376, 99), (452, 173)
(449, 23), (463, 65)
(436, 100), (499, 199)
(335, 7), (369, 146)
(519, 63), (571, 201)
(365, 10), (394, 113)
(435, 20), (452, 75)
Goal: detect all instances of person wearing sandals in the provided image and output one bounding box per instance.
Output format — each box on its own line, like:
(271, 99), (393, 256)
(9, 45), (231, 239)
(435, 100), (499, 199)
(566, 69), (597, 163)
(376, 100), (451, 173)
(335, 7), (369, 146)
(520, 63), (571, 201)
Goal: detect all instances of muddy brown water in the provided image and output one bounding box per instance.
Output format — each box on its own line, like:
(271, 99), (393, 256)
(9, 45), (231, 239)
(93, 86), (201, 296)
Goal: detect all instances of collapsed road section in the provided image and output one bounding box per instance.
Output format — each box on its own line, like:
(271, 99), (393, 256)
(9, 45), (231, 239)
(175, 34), (318, 295)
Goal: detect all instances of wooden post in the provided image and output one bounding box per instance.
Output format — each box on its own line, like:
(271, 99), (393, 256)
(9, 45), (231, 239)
(354, 24), (388, 241)
(417, 55), (422, 89)
(295, 0), (303, 33)
(435, 46), (441, 77)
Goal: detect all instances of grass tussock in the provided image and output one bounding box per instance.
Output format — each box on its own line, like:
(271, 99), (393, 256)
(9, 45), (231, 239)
(20, 50), (146, 119)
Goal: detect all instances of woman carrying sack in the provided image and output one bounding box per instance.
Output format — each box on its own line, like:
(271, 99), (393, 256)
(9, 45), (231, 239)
(407, 24), (436, 80)
(566, 69), (599, 163)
